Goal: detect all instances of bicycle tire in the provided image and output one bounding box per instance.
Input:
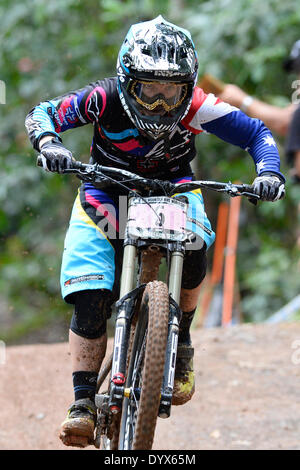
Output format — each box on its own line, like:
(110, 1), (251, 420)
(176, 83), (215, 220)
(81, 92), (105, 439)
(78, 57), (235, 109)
(118, 280), (169, 450)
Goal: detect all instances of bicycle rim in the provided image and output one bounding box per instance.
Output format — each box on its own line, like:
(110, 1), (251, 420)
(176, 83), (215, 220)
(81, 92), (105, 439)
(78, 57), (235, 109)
(118, 281), (169, 450)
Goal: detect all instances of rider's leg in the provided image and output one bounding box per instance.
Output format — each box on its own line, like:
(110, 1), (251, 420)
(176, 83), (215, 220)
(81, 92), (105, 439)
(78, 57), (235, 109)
(59, 288), (113, 447)
(69, 288), (112, 399)
(179, 246), (207, 340)
(179, 283), (202, 344)
(173, 186), (214, 339)
(69, 331), (107, 394)
(59, 188), (122, 447)
(173, 246), (207, 405)
(172, 185), (214, 406)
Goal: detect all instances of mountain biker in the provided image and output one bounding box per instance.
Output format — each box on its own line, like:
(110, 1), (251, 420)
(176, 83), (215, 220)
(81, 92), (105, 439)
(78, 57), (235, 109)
(25, 16), (285, 448)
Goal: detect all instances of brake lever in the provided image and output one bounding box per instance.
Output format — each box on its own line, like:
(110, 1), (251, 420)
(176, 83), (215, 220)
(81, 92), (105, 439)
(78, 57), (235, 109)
(240, 192), (260, 205)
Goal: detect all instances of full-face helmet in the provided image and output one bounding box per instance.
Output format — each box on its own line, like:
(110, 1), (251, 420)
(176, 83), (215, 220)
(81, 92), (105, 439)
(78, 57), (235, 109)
(117, 16), (198, 140)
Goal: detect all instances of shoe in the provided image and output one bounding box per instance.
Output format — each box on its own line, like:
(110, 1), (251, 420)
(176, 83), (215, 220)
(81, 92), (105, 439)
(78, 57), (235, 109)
(172, 344), (195, 406)
(59, 398), (97, 448)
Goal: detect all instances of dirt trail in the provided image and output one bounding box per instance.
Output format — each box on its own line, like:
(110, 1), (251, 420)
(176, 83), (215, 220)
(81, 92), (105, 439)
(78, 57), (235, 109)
(0, 322), (300, 450)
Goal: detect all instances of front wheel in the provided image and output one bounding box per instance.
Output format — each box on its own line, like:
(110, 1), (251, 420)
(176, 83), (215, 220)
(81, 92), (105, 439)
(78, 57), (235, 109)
(119, 280), (169, 450)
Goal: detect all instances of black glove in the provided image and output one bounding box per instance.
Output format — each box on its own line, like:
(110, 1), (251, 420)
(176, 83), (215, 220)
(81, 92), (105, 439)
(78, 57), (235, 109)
(252, 172), (285, 201)
(40, 138), (74, 173)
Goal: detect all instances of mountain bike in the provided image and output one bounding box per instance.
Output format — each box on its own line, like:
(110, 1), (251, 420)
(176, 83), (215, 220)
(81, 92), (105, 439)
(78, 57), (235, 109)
(38, 157), (259, 450)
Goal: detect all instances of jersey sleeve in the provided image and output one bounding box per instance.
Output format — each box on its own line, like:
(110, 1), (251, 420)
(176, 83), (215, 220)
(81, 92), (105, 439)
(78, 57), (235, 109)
(182, 87), (285, 181)
(25, 82), (107, 150)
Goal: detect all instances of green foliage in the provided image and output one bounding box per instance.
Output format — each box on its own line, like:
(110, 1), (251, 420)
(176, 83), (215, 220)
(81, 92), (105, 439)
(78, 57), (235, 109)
(1, 0), (300, 342)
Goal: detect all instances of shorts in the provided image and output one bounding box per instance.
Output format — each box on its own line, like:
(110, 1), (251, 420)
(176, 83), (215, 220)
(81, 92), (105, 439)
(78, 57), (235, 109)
(60, 180), (215, 303)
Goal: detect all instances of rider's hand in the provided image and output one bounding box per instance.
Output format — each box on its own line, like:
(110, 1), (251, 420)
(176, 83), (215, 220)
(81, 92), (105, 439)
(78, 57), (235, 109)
(252, 172), (285, 201)
(40, 138), (74, 173)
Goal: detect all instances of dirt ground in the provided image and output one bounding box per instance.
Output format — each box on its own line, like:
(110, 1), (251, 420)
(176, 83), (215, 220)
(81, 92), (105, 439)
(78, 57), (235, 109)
(0, 321), (300, 450)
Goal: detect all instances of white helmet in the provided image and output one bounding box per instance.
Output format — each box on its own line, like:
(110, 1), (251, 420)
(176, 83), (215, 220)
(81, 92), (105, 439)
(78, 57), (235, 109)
(117, 16), (198, 140)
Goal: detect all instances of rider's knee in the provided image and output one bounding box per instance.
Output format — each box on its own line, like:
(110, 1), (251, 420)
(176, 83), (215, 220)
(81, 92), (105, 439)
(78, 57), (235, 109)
(70, 289), (113, 339)
(182, 244), (207, 290)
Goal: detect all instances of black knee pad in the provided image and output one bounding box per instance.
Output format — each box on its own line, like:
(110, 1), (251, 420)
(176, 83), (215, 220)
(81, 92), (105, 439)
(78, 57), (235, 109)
(182, 245), (207, 289)
(70, 289), (113, 339)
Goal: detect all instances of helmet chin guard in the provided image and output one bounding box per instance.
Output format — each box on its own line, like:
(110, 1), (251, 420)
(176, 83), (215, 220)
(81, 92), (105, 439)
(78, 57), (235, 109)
(117, 16), (198, 140)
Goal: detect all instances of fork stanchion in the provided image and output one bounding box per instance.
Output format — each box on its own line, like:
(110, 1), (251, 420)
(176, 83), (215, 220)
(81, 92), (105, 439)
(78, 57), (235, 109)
(168, 250), (184, 304)
(119, 244), (137, 298)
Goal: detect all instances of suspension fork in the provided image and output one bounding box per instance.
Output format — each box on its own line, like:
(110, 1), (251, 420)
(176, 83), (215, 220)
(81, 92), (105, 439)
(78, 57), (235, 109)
(108, 241), (139, 413)
(159, 244), (184, 418)
(168, 244), (184, 305)
(97, 244), (136, 392)
(109, 286), (148, 412)
(109, 234), (185, 416)
(119, 243), (137, 299)
(108, 241), (164, 408)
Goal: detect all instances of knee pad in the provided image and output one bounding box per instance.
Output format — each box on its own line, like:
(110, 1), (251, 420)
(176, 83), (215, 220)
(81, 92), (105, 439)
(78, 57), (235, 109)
(70, 289), (113, 339)
(182, 245), (207, 290)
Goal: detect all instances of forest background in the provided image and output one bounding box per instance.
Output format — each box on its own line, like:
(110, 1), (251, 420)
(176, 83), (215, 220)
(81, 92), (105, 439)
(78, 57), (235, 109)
(1, 0), (300, 344)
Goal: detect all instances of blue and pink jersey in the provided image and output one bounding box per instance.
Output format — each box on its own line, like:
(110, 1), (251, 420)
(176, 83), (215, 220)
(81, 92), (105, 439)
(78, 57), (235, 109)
(25, 77), (284, 182)
(25, 77), (285, 300)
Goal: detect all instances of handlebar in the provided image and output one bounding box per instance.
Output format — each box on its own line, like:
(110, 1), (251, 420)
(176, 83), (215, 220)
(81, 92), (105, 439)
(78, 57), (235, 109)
(36, 156), (260, 202)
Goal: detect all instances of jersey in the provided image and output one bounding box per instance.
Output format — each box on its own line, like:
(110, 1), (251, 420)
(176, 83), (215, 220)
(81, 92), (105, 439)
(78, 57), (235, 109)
(25, 76), (285, 181)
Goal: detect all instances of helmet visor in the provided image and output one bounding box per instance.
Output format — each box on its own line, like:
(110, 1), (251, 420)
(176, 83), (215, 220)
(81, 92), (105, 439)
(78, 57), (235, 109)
(129, 80), (188, 112)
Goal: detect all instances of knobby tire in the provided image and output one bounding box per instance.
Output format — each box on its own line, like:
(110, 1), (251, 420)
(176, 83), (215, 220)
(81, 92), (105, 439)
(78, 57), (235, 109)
(119, 280), (169, 450)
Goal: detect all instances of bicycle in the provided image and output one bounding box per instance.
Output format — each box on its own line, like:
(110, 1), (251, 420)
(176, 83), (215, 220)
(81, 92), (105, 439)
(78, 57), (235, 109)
(37, 156), (260, 450)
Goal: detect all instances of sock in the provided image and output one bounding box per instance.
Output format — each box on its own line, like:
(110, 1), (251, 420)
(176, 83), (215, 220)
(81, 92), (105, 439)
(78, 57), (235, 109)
(72, 371), (98, 402)
(178, 308), (196, 345)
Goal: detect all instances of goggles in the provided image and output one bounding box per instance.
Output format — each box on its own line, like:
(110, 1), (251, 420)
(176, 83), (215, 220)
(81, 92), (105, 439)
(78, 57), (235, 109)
(129, 80), (188, 112)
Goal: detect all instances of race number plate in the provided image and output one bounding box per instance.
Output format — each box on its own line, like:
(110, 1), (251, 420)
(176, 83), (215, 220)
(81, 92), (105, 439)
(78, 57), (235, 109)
(126, 196), (188, 241)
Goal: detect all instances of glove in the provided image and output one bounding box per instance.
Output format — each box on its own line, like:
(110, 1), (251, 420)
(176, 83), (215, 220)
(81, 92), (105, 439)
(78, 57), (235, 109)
(40, 138), (74, 173)
(252, 172), (285, 201)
